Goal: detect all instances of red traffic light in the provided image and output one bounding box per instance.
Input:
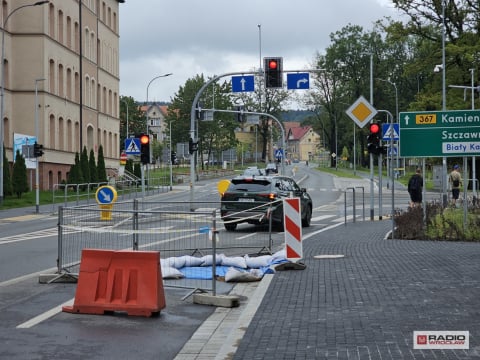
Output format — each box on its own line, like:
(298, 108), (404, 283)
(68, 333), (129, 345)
(369, 123), (380, 134)
(139, 134), (149, 145)
(268, 59), (278, 70)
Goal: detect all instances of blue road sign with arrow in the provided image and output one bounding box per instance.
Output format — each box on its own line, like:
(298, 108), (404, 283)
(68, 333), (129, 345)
(232, 75), (255, 92)
(287, 73), (309, 90)
(95, 185), (117, 205)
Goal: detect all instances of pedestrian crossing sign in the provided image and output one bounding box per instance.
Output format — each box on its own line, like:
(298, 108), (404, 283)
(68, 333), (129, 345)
(125, 138), (141, 154)
(382, 123), (399, 141)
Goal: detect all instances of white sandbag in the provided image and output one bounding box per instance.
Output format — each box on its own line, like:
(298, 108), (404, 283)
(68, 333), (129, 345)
(182, 255), (204, 267)
(162, 256), (186, 269)
(271, 249), (287, 262)
(161, 266), (185, 279)
(200, 253), (225, 266)
(244, 254), (272, 268)
(221, 256), (247, 269)
(224, 267), (262, 282)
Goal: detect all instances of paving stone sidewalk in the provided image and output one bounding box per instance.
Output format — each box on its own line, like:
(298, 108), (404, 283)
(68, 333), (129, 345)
(233, 221), (480, 360)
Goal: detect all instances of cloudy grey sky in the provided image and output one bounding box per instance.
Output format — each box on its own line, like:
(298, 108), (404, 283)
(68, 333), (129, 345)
(119, 0), (399, 103)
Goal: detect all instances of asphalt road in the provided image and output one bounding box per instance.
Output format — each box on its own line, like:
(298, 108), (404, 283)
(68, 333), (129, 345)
(0, 163), (402, 359)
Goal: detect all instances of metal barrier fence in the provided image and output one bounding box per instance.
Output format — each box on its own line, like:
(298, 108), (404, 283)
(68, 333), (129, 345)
(344, 187), (365, 224)
(55, 200), (279, 294)
(51, 176), (169, 210)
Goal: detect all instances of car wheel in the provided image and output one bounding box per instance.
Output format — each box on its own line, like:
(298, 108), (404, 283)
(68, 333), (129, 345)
(224, 222), (237, 231)
(302, 205), (312, 227)
(273, 218), (284, 232)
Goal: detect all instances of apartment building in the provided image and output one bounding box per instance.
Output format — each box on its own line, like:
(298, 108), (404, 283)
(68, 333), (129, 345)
(1, 0), (123, 191)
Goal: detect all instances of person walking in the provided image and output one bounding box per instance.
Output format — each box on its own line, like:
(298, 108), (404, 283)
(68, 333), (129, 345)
(449, 164), (462, 206)
(407, 168), (423, 207)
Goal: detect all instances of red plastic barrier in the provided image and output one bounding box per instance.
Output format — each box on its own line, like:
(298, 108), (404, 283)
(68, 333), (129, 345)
(63, 249), (165, 317)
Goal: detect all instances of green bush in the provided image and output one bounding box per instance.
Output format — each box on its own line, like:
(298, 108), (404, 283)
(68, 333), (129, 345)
(394, 202), (480, 241)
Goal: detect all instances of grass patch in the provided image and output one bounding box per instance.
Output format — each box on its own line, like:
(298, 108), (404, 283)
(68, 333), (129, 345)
(317, 166), (363, 179)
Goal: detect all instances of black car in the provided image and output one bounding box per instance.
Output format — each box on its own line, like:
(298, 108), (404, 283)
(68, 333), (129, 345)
(265, 163), (278, 175)
(242, 167), (266, 176)
(220, 175), (313, 231)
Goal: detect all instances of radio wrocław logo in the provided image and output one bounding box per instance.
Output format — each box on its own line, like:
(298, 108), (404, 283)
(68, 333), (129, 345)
(413, 331), (469, 349)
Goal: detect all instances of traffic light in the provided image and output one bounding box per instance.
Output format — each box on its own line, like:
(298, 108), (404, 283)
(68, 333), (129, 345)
(367, 123), (382, 155)
(139, 133), (150, 164)
(195, 102), (204, 120)
(189, 138), (193, 154)
(171, 151), (177, 165)
(264, 57), (283, 88)
(188, 138), (198, 155)
(236, 105), (245, 123)
(33, 142), (44, 157)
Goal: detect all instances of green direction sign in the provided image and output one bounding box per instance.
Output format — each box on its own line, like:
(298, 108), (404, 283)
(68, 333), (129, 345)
(399, 110), (480, 157)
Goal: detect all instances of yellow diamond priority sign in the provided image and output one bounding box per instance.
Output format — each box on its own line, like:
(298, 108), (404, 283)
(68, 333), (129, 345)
(345, 96), (377, 128)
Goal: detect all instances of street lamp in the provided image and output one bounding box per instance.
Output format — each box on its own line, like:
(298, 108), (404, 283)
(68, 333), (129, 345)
(441, 0), (447, 206)
(121, 99), (129, 139)
(169, 120), (173, 191)
(0, 0), (49, 206)
(145, 73), (173, 134)
(34, 78), (45, 214)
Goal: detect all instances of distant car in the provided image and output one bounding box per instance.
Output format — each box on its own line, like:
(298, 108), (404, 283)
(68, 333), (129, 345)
(243, 167), (266, 176)
(220, 175), (313, 231)
(265, 163), (278, 175)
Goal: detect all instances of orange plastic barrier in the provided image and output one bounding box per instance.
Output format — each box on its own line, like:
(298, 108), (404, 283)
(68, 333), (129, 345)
(63, 249), (166, 317)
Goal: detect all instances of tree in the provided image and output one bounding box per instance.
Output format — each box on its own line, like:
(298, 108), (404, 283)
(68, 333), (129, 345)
(97, 145), (107, 183)
(67, 152), (82, 185)
(125, 158), (134, 174)
(89, 149), (97, 184)
(119, 95), (146, 151)
(12, 150), (28, 198)
(389, 0), (480, 111)
(80, 146), (90, 185)
(151, 139), (163, 164)
(133, 162), (141, 179)
(305, 24), (382, 167)
(3, 145), (12, 197)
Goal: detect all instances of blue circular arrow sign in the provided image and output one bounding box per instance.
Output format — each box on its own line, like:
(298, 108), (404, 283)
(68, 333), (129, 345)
(95, 185), (118, 205)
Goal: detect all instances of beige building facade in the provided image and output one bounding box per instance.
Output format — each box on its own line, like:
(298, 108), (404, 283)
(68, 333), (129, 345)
(1, 0), (123, 190)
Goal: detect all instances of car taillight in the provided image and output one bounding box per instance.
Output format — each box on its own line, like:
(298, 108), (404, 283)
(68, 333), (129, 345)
(268, 193), (277, 200)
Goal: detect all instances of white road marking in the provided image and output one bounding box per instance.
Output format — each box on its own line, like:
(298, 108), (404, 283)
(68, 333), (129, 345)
(310, 214), (335, 221)
(16, 298), (74, 329)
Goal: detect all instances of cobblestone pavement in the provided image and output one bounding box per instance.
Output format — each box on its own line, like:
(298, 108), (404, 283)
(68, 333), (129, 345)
(230, 221), (480, 359)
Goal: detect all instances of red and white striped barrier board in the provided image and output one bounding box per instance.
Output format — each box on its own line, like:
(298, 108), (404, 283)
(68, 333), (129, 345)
(283, 197), (303, 261)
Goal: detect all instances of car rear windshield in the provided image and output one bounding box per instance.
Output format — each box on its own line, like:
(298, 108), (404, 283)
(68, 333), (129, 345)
(228, 179), (272, 192)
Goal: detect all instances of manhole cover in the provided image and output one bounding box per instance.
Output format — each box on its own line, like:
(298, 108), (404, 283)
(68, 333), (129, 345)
(313, 255), (345, 259)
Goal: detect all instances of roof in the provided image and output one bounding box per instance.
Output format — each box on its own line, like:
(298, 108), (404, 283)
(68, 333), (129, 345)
(139, 104), (168, 115)
(288, 126), (312, 141)
(283, 122), (301, 135)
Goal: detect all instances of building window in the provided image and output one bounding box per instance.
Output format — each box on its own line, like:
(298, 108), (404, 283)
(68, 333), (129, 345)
(66, 68), (72, 99)
(58, 64), (64, 97)
(49, 59), (55, 95)
(66, 16), (72, 48)
(58, 10), (64, 44)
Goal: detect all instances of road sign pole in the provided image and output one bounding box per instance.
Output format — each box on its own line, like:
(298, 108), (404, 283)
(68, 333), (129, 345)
(370, 153), (374, 221)
(141, 165), (145, 198)
(378, 154), (383, 221)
